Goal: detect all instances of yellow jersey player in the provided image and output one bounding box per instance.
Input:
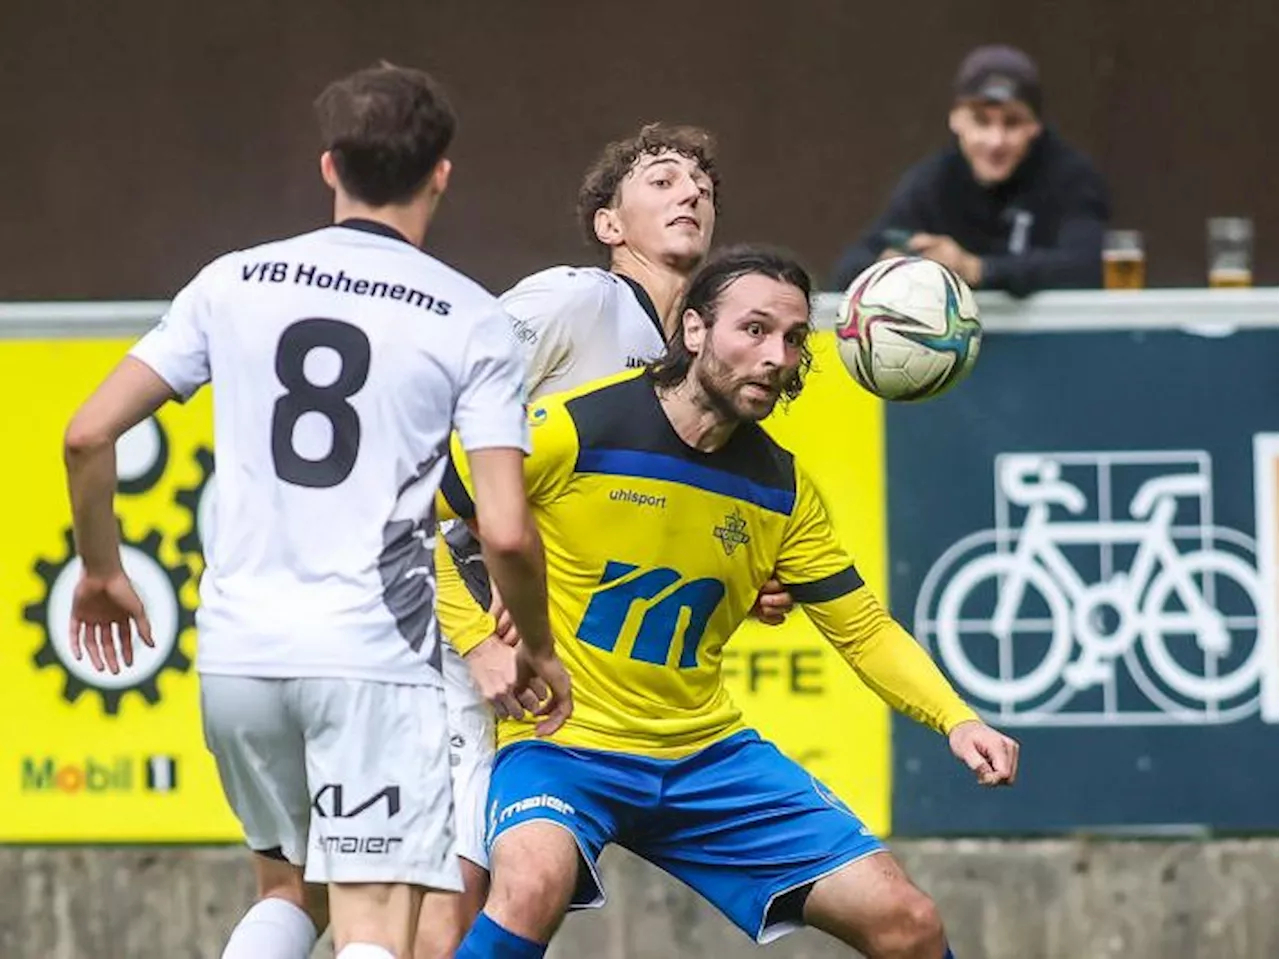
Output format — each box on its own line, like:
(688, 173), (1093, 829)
(420, 123), (789, 958)
(442, 245), (1019, 959)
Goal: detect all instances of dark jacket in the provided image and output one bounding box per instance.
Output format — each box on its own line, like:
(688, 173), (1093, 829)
(830, 128), (1109, 297)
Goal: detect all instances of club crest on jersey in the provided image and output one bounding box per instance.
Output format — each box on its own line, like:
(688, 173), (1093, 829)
(713, 508), (750, 556)
(527, 406), (548, 427)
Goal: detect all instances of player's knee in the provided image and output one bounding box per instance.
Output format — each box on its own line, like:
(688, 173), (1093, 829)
(865, 890), (946, 959)
(486, 837), (577, 940)
(487, 862), (568, 933)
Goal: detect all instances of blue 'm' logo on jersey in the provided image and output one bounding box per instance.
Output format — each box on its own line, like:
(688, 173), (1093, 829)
(576, 561), (725, 668)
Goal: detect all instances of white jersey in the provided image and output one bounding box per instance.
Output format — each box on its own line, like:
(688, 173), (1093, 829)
(438, 265), (667, 690)
(130, 220), (529, 685)
(501, 266), (667, 400)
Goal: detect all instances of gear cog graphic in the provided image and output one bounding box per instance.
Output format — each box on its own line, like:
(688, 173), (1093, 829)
(175, 446), (216, 558)
(23, 528), (195, 714)
(117, 415), (170, 495)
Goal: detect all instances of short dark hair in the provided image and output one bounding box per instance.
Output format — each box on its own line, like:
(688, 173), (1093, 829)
(576, 122), (720, 253)
(314, 62), (456, 206)
(649, 244), (814, 403)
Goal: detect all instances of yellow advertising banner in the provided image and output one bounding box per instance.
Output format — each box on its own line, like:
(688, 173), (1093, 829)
(0, 338), (239, 841)
(0, 329), (890, 842)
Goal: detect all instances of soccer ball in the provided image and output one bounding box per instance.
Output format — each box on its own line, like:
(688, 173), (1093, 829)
(834, 257), (982, 402)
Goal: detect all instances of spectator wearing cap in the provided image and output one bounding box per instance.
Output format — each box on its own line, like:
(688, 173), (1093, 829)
(830, 45), (1110, 297)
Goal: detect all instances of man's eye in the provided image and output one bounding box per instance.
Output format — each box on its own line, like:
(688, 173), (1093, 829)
(746, 322), (764, 336)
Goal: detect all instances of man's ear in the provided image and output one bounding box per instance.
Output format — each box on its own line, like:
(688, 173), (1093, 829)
(320, 151), (340, 190)
(682, 308), (707, 355)
(594, 206), (625, 248)
(429, 157), (452, 197)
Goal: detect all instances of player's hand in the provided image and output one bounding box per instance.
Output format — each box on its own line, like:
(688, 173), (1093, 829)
(907, 233), (983, 286)
(948, 720), (1019, 787)
(69, 571), (153, 675)
(749, 578), (793, 626)
(465, 636), (542, 720)
(488, 584), (519, 647)
(516, 645), (573, 737)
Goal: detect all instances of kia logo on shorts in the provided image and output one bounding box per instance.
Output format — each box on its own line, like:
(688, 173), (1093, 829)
(310, 784), (401, 819)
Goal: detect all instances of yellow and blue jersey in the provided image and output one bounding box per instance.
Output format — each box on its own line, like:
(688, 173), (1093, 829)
(438, 368), (975, 757)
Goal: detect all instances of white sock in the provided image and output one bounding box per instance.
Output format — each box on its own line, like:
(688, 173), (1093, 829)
(335, 945), (396, 959)
(221, 897), (318, 959)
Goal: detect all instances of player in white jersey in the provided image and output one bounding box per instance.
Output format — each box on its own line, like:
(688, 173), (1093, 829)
(62, 64), (570, 959)
(417, 124), (790, 958)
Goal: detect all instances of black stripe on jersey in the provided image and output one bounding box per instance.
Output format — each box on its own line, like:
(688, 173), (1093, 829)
(565, 372), (798, 503)
(786, 565), (864, 604)
(440, 455), (476, 520)
(617, 274), (667, 340)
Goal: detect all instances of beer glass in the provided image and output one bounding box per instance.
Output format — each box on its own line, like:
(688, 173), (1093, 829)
(1103, 230), (1146, 290)
(1207, 216), (1253, 288)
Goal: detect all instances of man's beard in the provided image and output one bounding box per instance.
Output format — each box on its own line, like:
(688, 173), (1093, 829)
(692, 348), (779, 424)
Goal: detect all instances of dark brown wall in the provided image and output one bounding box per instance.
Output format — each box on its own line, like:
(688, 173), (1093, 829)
(3, 0), (1275, 299)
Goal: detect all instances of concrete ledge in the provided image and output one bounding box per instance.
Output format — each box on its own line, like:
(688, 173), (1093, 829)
(0, 839), (1274, 958)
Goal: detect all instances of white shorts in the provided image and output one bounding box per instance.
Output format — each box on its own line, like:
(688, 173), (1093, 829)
(442, 642), (495, 870)
(200, 673), (461, 891)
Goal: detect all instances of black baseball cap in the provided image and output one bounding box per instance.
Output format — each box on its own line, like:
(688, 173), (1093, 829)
(954, 45), (1042, 116)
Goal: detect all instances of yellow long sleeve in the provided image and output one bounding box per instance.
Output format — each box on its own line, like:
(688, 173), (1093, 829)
(433, 533), (495, 657)
(804, 586), (978, 735)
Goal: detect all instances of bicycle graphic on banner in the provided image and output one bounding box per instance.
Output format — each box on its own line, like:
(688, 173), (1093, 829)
(914, 450), (1272, 726)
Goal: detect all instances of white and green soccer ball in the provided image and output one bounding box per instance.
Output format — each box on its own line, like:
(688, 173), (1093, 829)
(835, 256), (983, 402)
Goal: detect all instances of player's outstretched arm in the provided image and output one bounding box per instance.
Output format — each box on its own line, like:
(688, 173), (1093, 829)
(805, 587), (1019, 786)
(64, 357), (176, 673)
(776, 463), (1018, 784)
(804, 585), (977, 733)
(467, 447), (573, 734)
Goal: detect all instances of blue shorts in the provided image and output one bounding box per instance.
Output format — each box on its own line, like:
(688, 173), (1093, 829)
(484, 729), (884, 943)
